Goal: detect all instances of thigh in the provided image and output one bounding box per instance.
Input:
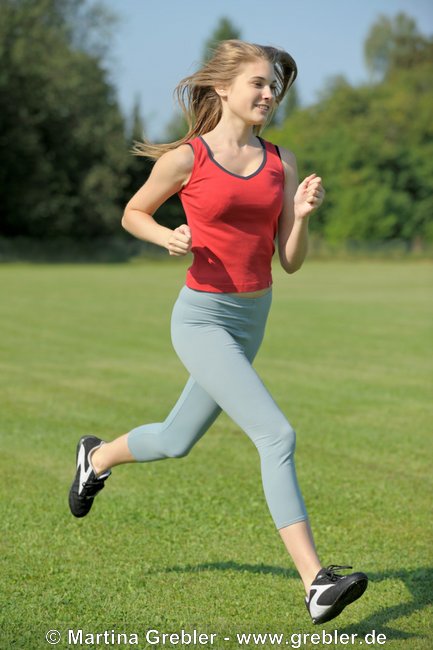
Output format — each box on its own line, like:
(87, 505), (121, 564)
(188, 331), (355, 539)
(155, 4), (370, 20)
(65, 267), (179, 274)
(172, 323), (287, 438)
(164, 374), (222, 440)
(127, 375), (222, 460)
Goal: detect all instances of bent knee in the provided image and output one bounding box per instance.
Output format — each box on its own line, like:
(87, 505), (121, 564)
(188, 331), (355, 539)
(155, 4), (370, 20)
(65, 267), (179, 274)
(271, 420), (297, 455)
(163, 440), (192, 459)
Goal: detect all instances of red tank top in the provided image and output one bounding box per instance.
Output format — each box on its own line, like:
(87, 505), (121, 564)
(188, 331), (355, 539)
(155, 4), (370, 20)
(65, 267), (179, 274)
(178, 136), (284, 293)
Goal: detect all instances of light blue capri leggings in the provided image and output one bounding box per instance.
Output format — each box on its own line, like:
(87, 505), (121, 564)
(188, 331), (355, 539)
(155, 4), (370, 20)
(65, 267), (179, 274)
(128, 285), (308, 529)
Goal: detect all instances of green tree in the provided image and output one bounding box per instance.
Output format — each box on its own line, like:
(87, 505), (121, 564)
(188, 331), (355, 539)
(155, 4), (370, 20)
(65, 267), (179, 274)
(265, 15), (433, 246)
(364, 12), (433, 80)
(122, 97), (152, 201)
(0, 0), (129, 240)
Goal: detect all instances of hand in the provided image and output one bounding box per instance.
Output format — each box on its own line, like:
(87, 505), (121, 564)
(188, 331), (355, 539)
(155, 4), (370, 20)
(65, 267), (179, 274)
(294, 173), (325, 220)
(167, 224), (192, 256)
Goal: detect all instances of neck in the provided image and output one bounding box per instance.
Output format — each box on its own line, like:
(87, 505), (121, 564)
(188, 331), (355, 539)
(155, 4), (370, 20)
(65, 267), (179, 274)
(207, 114), (258, 147)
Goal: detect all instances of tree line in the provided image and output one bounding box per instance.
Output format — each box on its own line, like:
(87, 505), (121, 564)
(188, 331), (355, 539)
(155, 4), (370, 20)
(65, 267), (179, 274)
(0, 2), (431, 259)
(266, 13), (433, 247)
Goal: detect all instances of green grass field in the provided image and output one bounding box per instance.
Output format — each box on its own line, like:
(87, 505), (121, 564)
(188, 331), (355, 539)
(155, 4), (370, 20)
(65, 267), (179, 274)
(1, 260), (432, 650)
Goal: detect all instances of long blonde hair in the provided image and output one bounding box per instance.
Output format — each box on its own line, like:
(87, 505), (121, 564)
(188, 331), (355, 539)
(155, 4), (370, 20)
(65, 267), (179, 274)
(132, 39), (297, 160)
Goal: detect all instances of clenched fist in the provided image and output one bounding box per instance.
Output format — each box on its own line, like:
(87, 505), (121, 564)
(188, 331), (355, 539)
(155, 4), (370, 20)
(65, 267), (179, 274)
(294, 174), (325, 220)
(167, 224), (192, 256)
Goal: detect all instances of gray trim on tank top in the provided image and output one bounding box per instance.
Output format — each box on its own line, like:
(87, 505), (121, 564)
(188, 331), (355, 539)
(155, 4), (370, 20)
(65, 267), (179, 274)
(198, 135), (267, 180)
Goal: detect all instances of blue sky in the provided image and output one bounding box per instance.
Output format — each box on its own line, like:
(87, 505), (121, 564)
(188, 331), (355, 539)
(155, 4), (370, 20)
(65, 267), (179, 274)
(102, 0), (433, 139)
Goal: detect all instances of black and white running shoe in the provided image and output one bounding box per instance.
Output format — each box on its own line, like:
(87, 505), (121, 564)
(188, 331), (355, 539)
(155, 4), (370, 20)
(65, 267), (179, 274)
(305, 565), (368, 624)
(68, 436), (111, 518)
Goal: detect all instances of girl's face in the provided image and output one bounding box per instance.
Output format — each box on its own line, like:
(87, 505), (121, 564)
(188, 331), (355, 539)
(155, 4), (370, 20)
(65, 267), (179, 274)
(218, 58), (278, 126)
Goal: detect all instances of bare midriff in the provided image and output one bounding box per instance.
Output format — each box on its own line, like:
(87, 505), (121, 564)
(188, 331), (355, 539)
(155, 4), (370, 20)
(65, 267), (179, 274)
(227, 287), (272, 299)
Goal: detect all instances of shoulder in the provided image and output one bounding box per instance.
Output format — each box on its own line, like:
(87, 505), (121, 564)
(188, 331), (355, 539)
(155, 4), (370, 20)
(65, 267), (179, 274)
(151, 143), (195, 184)
(157, 143), (194, 171)
(275, 145), (297, 168)
(261, 139), (296, 170)
(273, 145), (297, 184)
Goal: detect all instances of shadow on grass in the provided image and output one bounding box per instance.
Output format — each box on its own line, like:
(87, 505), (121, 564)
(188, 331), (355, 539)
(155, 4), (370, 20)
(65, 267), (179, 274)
(144, 562), (432, 642)
(152, 560), (299, 579)
(336, 566), (433, 644)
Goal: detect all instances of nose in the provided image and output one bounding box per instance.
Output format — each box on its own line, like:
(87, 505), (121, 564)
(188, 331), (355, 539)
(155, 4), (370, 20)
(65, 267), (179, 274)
(262, 85), (274, 101)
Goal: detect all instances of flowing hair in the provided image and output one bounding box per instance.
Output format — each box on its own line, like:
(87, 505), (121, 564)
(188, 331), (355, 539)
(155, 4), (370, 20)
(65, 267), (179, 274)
(132, 39), (297, 160)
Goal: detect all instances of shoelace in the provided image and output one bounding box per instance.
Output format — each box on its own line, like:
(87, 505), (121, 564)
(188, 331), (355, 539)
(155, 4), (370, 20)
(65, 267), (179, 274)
(81, 476), (106, 497)
(323, 565), (353, 581)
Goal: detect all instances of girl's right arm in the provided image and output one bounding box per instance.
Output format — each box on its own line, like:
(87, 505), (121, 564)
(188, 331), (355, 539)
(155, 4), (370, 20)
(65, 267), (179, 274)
(122, 144), (194, 256)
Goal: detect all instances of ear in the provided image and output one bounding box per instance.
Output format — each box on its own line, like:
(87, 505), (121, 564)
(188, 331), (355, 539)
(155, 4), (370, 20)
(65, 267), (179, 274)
(214, 84), (228, 99)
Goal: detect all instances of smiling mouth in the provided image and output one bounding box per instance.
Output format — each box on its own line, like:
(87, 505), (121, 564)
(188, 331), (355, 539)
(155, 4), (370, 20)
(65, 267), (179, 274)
(255, 104), (270, 112)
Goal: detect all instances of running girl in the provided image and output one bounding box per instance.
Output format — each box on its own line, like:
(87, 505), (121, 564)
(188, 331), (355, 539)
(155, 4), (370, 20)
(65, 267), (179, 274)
(68, 40), (368, 624)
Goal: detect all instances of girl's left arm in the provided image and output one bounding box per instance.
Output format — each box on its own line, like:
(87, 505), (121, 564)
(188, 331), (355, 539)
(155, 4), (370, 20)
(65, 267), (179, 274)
(277, 147), (325, 274)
